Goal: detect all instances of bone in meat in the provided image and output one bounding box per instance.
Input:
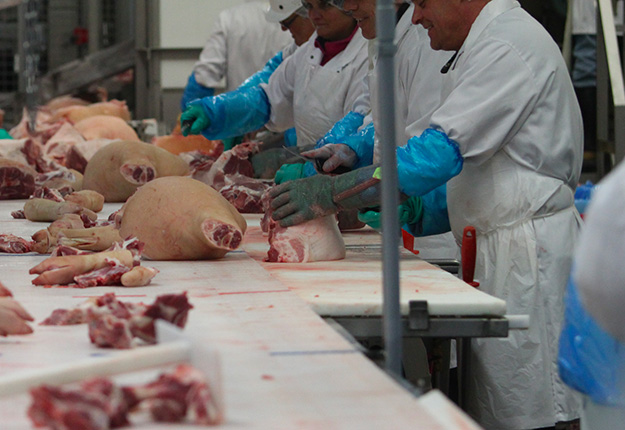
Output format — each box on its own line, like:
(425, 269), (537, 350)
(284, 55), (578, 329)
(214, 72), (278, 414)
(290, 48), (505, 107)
(119, 176), (247, 260)
(266, 215), (346, 263)
(74, 115), (140, 142)
(83, 140), (190, 202)
(0, 158), (37, 199)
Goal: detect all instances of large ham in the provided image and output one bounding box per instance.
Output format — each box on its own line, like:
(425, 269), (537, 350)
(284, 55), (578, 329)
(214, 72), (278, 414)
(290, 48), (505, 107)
(50, 100), (131, 124)
(119, 176), (247, 260)
(74, 115), (140, 142)
(266, 215), (346, 263)
(44, 122), (86, 165)
(83, 140), (190, 202)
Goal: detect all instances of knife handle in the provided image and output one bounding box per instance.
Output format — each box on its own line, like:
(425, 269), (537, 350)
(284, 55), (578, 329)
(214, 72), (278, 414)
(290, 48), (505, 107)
(461, 226), (479, 287)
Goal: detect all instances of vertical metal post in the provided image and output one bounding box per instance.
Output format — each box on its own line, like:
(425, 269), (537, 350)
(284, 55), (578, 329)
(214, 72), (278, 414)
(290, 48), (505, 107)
(376, 0), (402, 377)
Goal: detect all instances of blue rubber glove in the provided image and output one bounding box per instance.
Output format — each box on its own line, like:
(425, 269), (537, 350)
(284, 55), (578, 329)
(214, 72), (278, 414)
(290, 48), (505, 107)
(315, 111), (365, 149)
(189, 86), (271, 140)
(238, 51), (284, 90)
(357, 197), (424, 231)
(283, 128), (297, 147)
(274, 163), (306, 184)
(180, 104), (211, 136)
(397, 128), (463, 197)
(342, 122), (375, 169)
(0, 128), (12, 139)
(180, 73), (215, 111)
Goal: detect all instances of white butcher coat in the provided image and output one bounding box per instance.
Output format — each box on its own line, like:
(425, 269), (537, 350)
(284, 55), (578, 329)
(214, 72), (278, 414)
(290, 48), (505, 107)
(261, 30), (369, 148)
(429, 0), (583, 428)
(193, 1), (292, 92)
(370, 5), (458, 260)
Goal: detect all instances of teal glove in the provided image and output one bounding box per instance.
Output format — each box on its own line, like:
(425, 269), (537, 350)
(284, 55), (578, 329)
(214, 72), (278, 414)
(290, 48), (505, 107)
(274, 163), (306, 184)
(269, 174), (337, 227)
(180, 104), (211, 136)
(357, 197), (424, 231)
(0, 129), (12, 139)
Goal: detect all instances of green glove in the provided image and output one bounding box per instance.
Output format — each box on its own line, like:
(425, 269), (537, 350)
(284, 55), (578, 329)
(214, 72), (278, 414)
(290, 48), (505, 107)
(357, 197), (424, 231)
(223, 135), (244, 151)
(268, 174), (337, 227)
(0, 129), (12, 140)
(274, 163), (305, 184)
(180, 104), (211, 136)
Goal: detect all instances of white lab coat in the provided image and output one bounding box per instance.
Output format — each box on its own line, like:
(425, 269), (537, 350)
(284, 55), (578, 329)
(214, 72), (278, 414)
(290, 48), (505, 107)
(193, 1), (292, 92)
(429, 0), (583, 428)
(262, 30), (369, 148)
(370, 6), (458, 260)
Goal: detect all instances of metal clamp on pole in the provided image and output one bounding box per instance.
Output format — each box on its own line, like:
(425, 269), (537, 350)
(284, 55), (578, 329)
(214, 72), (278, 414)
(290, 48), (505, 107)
(408, 300), (430, 331)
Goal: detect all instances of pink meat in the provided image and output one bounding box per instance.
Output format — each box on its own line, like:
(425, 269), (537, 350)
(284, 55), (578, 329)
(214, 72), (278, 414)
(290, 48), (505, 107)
(219, 176), (273, 214)
(266, 215), (346, 263)
(193, 141), (259, 189)
(44, 122), (86, 166)
(119, 177), (246, 260)
(74, 116), (139, 142)
(50, 100), (131, 124)
(0, 158), (37, 199)
(28, 378), (131, 430)
(74, 259), (131, 288)
(0, 233), (33, 253)
(65, 139), (115, 174)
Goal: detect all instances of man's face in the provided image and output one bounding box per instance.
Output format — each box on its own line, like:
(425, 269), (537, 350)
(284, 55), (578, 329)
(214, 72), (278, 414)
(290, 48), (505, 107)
(342, 0), (377, 39)
(303, 0), (356, 40)
(411, 0), (468, 51)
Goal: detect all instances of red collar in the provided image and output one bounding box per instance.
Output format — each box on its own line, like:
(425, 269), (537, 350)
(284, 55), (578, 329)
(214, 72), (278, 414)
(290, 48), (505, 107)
(314, 25), (358, 66)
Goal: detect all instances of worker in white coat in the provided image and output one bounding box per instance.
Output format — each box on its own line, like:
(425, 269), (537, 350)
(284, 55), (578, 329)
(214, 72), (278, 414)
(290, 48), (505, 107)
(268, 0), (583, 428)
(181, 0), (369, 178)
(180, 0), (292, 110)
(0, 283), (33, 336)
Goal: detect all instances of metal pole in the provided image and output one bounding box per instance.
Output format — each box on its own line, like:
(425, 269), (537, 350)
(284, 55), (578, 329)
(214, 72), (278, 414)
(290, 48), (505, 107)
(376, 0), (402, 377)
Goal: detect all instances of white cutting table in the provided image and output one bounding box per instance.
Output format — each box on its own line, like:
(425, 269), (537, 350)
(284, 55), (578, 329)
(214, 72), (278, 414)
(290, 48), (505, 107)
(0, 201), (486, 429)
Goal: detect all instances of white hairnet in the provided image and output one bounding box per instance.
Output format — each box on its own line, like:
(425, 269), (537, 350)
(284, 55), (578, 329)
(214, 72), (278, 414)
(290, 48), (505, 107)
(266, 0), (305, 22)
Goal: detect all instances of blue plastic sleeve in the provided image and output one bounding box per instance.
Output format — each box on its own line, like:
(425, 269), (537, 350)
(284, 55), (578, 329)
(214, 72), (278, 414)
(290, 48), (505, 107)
(403, 184), (451, 236)
(558, 277), (625, 406)
(343, 122), (375, 169)
(397, 128), (463, 197)
(315, 111), (365, 149)
(238, 51), (284, 90)
(283, 127), (297, 147)
(302, 161), (317, 178)
(180, 74), (215, 111)
(193, 86), (271, 140)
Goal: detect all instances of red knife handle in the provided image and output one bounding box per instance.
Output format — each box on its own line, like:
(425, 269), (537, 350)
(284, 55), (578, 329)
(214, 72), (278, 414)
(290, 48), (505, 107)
(462, 226), (479, 287)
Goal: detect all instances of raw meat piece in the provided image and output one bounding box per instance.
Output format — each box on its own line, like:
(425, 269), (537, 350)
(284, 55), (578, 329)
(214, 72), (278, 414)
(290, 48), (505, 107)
(131, 293), (193, 343)
(193, 141), (259, 189)
(41, 293), (144, 326)
(36, 168), (83, 191)
(74, 115), (140, 142)
(64, 190), (105, 212)
(43, 95), (90, 112)
(119, 176), (247, 260)
(57, 226), (123, 252)
(0, 158), (37, 199)
(27, 364), (221, 429)
(152, 133), (221, 156)
(9, 109), (64, 145)
(0, 234), (33, 253)
(44, 122), (86, 165)
(219, 176), (273, 213)
(66, 139), (116, 174)
(0, 138), (35, 167)
(74, 259), (131, 288)
(28, 377), (131, 429)
(29, 249), (134, 285)
(266, 215), (346, 263)
(23, 198), (98, 222)
(31, 186), (66, 202)
(87, 309), (135, 349)
(126, 364), (223, 425)
(120, 266), (159, 287)
(50, 100), (131, 124)
(83, 140), (190, 202)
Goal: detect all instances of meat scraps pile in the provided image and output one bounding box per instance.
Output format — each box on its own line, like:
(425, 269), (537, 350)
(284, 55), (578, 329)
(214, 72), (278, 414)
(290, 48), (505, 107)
(29, 363), (224, 429)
